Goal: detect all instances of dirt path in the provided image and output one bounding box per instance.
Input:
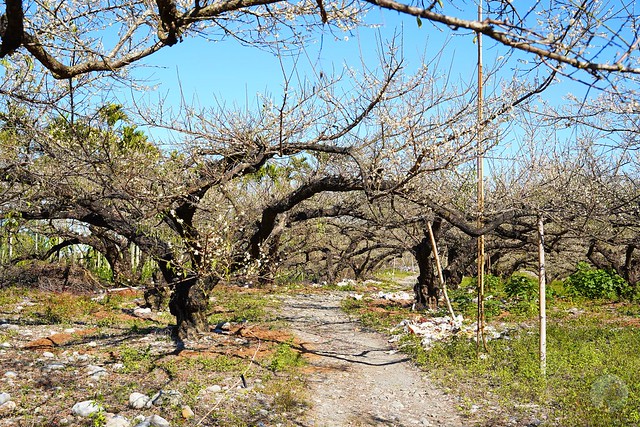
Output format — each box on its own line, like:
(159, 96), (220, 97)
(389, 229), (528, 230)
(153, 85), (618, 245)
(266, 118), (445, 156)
(279, 292), (464, 427)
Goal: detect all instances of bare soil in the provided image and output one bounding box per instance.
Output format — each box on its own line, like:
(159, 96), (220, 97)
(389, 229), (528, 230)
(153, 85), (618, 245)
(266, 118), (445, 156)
(280, 292), (464, 427)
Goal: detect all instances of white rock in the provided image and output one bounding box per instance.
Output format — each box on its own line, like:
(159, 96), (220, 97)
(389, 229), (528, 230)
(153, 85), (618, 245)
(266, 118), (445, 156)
(151, 390), (182, 407)
(128, 392), (151, 409)
(0, 392), (10, 405)
(44, 363), (66, 371)
(71, 400), (103, 417)
(1, 342), (10, 348)
(133, 415), (146, 423)
(113, 363), (125, 371)
(0, 400), (16, 415)
(205, 385), (222, 393)
(147, 414), (170, 427)
(3, 371), (17, 379)
(105, 414), (131, 427)
(133, 307), (153, 319)
(335, 278), (356, 287)
(42, 351), (55, 358)
(86, 365), (107, 380)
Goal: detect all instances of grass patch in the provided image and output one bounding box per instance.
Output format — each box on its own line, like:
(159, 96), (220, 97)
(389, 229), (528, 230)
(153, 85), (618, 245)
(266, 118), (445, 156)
(419, 313), (640, 426)
(344, 276), (640, 426)
(269, 341), (306, 372)
(341, 297), (413, 331)
(118, 344), (153, 373)
(208, 286), (275, 324)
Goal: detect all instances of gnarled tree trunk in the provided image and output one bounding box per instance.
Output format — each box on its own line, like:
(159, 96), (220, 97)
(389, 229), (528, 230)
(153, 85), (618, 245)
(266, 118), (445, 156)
(412, 218), (442, 309)
(168, 275), (215, 340)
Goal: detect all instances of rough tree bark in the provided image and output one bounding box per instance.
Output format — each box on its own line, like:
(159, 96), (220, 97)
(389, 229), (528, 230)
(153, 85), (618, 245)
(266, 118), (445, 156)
(412, 218), (442, 308)
(167, 274), (217, 340)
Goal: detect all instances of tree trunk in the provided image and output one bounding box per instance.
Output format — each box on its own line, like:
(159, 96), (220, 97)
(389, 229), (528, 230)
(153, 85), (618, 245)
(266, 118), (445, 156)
(413, 218), (443, 308)
(144, 271), (170, 310)
(168, 275), (214, 340)
(413, 236), (439, 309)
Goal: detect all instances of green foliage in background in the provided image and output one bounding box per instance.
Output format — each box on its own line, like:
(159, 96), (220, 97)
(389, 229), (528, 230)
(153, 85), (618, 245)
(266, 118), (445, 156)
(564, 262), (631, 300)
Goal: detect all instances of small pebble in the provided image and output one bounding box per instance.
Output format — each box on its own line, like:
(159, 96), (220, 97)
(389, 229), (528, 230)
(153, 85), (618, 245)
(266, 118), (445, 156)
(182, 405), (195, 419)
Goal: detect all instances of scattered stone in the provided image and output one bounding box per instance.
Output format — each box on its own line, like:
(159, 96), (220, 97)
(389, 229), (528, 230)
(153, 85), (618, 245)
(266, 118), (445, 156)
(0, 400), (16, 415)
(335, 278), (357, 287)
(181, 405), (195, 419)
(113, 363), (125, 371)
(105, 414), (131, 427)
(151, 389), (182, 407)
(133, 414), (146, 423)
(213, 322), (231, 334)
(376, 290), (413, 301)
(1, 342), (10, 348)
(0, 392), (10, 405)
(133, 307), (153, 319)
(43, 362), (66, 371)
(86, 365), (108, 380)
(3, 371), (16, 379)
(129, 392), (151, 409)
(0, 324), (19, 331)
(141, 414), (170, 427)
(205, 384), (222, 393)
(42, 351), (55, 358)
(71, 400), (103, 417)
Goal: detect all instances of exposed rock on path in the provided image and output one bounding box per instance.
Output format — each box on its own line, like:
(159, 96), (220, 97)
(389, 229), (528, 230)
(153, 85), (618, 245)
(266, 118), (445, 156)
(279, 292), (464, 427)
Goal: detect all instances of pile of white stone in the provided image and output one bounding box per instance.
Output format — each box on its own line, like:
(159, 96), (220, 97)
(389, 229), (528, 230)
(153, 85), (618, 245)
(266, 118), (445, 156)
(393, 317), (508, 349)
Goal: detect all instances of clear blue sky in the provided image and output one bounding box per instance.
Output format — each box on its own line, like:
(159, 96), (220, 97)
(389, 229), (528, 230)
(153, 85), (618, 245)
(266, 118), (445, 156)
(121, 5), (602, 158)
(127, 9), (487, 114)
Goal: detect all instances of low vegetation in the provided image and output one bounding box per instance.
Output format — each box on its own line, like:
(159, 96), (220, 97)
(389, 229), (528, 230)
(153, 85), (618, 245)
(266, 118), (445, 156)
(343, 268), (640, 426)
(0, 284), (308, 427)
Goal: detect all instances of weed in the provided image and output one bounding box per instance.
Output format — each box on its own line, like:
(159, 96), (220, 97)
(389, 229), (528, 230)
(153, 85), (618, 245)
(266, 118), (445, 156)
(565, 262), (630, 300)
(208, 287), (273, 324)
(423, 316), (640, 426)
(0, 286), (28, 306)
(188, 354), (242, 372)
(263, 378), (308, 413)
(269, 341), (305, 372)
(505, 274), (538, 301)
(118, 345), (153, 373)
(89, 409), (106, 427)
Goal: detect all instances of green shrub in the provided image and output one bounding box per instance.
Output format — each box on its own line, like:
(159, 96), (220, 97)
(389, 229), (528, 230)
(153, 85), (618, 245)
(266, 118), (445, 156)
(564, 262), (630, 299)
(269, 342), (305, 372)
(505, 274), (538, 301)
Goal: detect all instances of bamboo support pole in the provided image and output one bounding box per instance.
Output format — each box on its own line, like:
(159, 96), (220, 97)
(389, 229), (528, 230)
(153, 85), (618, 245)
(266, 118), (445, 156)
(427, 222), (458, 327)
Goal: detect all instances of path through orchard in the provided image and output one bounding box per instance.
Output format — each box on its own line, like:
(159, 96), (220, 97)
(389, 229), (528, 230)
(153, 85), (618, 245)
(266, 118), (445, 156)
(279, 292), (464, 427)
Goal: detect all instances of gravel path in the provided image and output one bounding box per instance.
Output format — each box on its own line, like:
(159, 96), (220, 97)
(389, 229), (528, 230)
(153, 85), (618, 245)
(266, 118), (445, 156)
(279, 292), (464, 427)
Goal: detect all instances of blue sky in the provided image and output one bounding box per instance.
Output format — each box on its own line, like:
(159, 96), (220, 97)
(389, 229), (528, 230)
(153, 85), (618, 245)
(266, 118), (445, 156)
(127, 9), (484, 114)
(120, 4), (609, 168)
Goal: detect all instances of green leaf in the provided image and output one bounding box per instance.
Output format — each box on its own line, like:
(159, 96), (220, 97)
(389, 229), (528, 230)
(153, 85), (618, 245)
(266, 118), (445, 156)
(437, 0), (443, 7)
(416, 16), (422, 28)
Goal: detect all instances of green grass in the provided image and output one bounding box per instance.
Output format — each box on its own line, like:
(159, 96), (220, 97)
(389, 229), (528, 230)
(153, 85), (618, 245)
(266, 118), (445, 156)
(413, 313), (640, 426)
(269, 341), (306, 372)
(208, 286), (275, 324)
(343, 274), (640, 426)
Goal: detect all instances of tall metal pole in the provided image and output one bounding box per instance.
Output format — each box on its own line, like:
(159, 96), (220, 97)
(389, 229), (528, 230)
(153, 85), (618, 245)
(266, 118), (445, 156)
(476, 1), (487, 352)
